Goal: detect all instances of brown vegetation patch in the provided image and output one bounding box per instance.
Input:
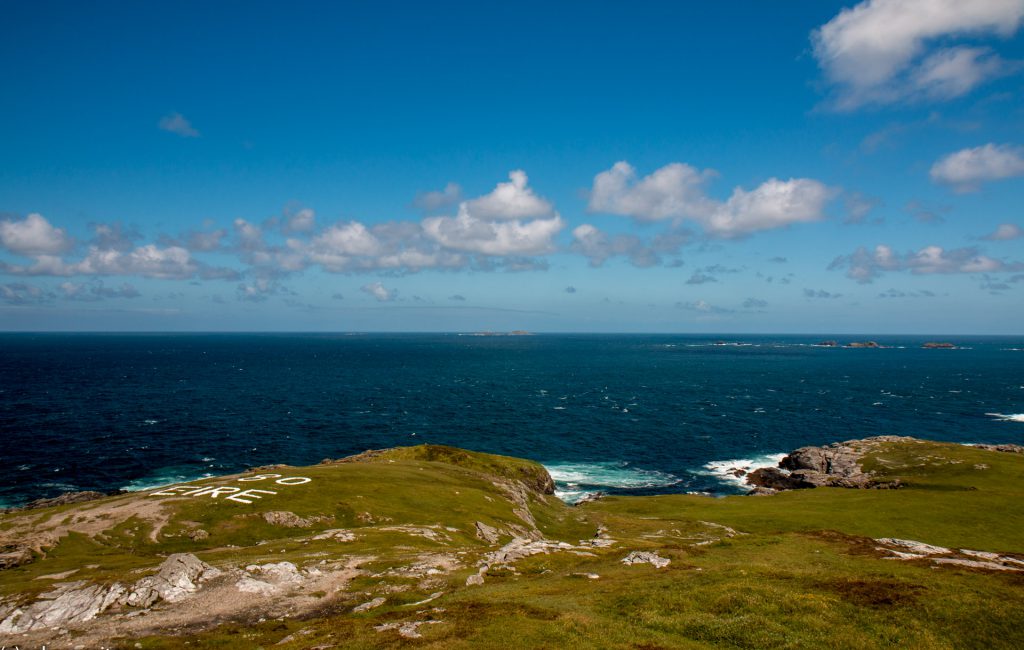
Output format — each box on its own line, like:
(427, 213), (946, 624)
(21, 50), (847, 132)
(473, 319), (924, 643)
(820, 578), (923, 607)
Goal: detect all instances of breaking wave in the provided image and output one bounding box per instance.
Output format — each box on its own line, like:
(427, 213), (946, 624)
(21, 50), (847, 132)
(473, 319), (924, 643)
(543, 461), (682, 504)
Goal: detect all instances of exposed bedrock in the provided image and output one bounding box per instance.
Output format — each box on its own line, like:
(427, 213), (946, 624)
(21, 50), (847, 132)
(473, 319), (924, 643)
(747, 436), (913, 491)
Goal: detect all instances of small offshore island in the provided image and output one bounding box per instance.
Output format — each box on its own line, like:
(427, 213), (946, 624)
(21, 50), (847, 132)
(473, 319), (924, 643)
(1, 437), (1023, 649)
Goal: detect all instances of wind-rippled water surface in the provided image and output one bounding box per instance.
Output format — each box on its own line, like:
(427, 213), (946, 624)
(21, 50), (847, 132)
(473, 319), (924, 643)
(1, 333), (1021, 506)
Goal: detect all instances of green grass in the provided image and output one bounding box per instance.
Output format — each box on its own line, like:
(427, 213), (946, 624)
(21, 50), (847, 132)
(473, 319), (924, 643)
(2, 440), (1024, 649)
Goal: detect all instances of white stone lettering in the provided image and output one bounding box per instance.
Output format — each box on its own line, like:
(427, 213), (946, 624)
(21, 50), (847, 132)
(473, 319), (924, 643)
(275, 476), (311, 485)
(238, 473), (282, 482)
(149, 485), (196, 497)
(185, 486), (242, 498)
(225, 488), (277, 504)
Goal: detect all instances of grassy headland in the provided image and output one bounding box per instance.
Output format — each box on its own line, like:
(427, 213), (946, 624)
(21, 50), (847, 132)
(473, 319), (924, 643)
(1, 440), (1022, 649)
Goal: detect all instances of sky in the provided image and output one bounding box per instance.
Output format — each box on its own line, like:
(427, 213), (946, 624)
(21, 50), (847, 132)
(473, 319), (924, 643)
(1, 0), (1023, 334)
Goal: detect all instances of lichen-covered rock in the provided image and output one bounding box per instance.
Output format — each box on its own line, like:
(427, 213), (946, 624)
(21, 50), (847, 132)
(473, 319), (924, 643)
(621, 551), (670, 569)
(0, 581), (125, 633)
(122, 553), (220, 607)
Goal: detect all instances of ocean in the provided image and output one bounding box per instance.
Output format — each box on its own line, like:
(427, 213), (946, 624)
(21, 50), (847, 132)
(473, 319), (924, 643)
(1, 333), (1021, 507)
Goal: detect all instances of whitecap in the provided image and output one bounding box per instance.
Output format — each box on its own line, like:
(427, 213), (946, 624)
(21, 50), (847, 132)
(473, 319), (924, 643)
(986, 413), (1024, 423)
(120, 467), (212, 492)
(543, 461), (681, 504)
(699, 453), (787, 490)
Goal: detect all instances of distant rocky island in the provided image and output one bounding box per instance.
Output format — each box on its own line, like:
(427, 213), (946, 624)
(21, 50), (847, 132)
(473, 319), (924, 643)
(1, 439), (1022, 648)
(462, 330), (534, 337)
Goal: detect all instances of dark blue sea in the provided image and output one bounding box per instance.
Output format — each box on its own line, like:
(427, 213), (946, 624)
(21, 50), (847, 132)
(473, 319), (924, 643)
(1, 333), (1022, 507)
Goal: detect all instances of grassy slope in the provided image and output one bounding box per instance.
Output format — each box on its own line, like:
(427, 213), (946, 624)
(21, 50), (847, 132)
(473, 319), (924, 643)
(1, 441), (1023, 649)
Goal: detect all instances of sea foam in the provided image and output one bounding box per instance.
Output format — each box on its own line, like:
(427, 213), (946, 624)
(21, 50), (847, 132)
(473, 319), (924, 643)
(701, 453), (787, 490)
(986, 413), (1024, 423)
(543, 461), (681, 504)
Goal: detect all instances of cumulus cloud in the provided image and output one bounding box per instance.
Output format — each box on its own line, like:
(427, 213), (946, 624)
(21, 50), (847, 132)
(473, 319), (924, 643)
(804, 288), (843, 299)
(843, 192), (881, 224)
(237, 278), (286, 302)
(570, 223), (687, 268)
(0, 213), (73, 256)
(284, 207), (316, 233)
(422, 206), (563, 256)
(158, 112), (200, 137)
(829, 243), (1018, 282)
(676, 299), (732, 314)
(587, 162), (834, 238)
(361, 281), (396, 302)
(589, 161), (717, 222)
(448, 294), (466, 301)
(564, 286), (577, 294)
(413, 182), (463, 212)
(981, 223), (1024, 240)
(742, 297), (768, 309)
(878, 288), (937, 298)
(463, 170), (553, 220)
(685, 272), (717, 285)
(812, 0), (1024, 109)
(59, 280), (141, 301)
(930, 143), (1024, 191)
(0, 282), (51, 305)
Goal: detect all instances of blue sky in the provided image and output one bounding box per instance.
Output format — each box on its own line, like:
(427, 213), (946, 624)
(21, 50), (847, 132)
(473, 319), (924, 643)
(2, 0), (1023, 333)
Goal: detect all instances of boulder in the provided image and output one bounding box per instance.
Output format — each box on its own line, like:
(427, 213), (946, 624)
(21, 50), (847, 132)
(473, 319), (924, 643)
(621, 551), (670, 569)
(746, 467), (815, 490)
(0, 581), (125, 633)
(122, 553), (220, 608)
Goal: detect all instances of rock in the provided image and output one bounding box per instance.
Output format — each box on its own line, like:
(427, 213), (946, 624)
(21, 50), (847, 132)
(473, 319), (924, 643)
(746, 467), (816, 490)
(245, 561), (303, 584)
(971, 444), (1024, 454)
(263, 511), (318, 527)
(465, 573), (485, 586)
(817, 340), (838, 347)
(19, 491), (113, 512)
(755, 436), (913, 491)
(847, 341), (880, 348)
(475, 521), (501, 544)
(310, 529), (356, 542)
(747, 486), (778, 496)
(572, 572), (600, 579)
(621, 551), (670, 569)
(375, 620), (443, 639)
(122, 553), (220, 608)
(0, 545), (34, 569)
(187, 529), (209, 541)
(0, 581), (125, 633)
(876, 538), (951, 556)
(922, 342), (956, 349)
(353, 597), (386, 613)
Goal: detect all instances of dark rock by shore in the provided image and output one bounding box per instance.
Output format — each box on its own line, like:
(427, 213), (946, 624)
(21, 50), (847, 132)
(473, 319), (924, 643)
(922, 342), (956, 349)
(746, 436), (910, 492)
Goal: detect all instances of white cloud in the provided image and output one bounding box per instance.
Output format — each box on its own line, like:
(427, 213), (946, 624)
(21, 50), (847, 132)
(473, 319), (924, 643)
(423, 205), (563, 256)
(981, 223), (1024, 240)
(588, 161), (717, 222)
(812, 0), (1024, 109)
(0, 282), (50, 305)
(361, 281), (396, 302)
(829, 243), (1017, 282)
(158, 112), (200, 137)
(413, 182), (463, 212)
(59, 280), (140, 301)
(676, 299), (732, 314)
(570, 223), (685, 267)
(930, 143), (1024, 191)
(285, 208), (316, 233)
(0, 213), (73, 256)
(706, 178), (834, 238)
(463, 170), (553, 220)
(587, 162), (833, 238)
